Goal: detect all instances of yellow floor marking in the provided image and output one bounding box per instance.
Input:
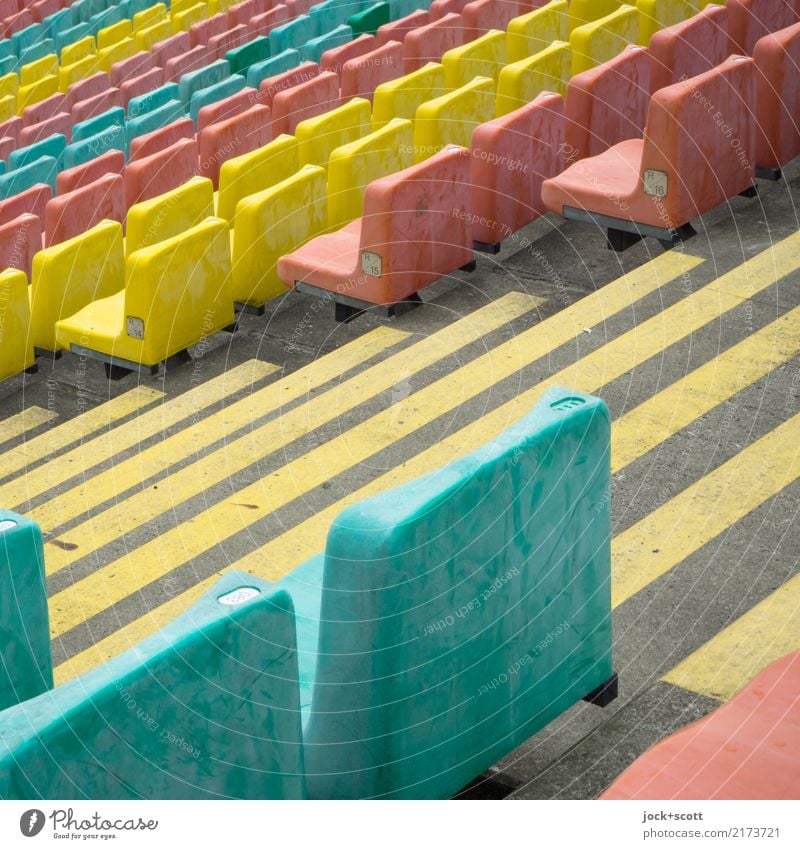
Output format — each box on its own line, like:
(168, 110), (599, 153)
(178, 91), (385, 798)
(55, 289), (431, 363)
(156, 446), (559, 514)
(663, 572), (800, 701)
(49, 253), (697, 647)
(0, 406), (57, 447)
(0, 388), (164, 481)
(41, 294), (538, 574)
(0, 360), (277, 508)
(613, 411), (800, 606)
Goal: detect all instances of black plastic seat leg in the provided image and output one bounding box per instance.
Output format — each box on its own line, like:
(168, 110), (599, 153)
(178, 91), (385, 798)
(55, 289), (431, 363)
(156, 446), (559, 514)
(583, 672), (619, 707)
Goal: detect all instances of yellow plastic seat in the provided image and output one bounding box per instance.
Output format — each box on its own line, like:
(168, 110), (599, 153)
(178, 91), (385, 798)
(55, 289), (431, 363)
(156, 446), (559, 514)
(19, 54), (59, 88)
(172, 3), (209, 32)
(296, 98), (372, 167)
(507, 0), (570, 63)
(568, 0), (624, 33)
(126, 176), (215, 256)
(98, 20), (133, 50)
(442, 29), (506, 89)
(232, 165), (327, 309)
(55, 218), (234, 369)
(570, 4), (639, 75)
(97, 38), (137, 73)
(17, 76), (59, 114)
(372, 62), (446, 130)
(327, 118), (414, 230)
(136, 20), (174, 53)
(133, 3), (168, 33)
(636, 0), (696, 45)
(0, 269), (35, 383)
(61, 36), (97, 67)
(414, 76), (495, 161)
(217, 134), (299, 225)
(496, 41), (571, 117)
(30, 220), (125, 353)
(59, 56), (101, 93)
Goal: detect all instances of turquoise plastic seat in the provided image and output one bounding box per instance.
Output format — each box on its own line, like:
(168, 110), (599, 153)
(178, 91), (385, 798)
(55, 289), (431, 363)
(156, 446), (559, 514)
(303, 24), (353, 63)
(72, 107), (126, 144)
(127, 99), (185, 145)
(348, 1), (391, 36)
(178, 59), (231, 106)
(18, 38), (57, 67)
(43, 8), (78, 41)
(62, 126), (126, 170)
(0, 156), (58, 196)
(269, 15), (314, 54)
(55, 22), (92, 55)
(12, 25), (44, 58)
(9, 135), (66, 171)
(128, 82), (180, 119)
(190, 75), (246, 126)
(245, 48), (299, 88)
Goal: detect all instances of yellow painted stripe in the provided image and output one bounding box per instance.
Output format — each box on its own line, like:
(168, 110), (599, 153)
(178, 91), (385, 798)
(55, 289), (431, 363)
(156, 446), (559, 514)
(34, 326), (409, 564)
(0, 406), (57, 447)
(50, 252), (698, 655)
(42, 294), (537, 575)
(612, 303), (800, 469)
(0, 360), (275, 509)
(662, 573), (800, 701)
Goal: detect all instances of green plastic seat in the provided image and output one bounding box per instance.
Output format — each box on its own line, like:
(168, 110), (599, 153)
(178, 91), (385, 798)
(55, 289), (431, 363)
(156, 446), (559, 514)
(226, 35), (271, 76)
(348, 1), (391, 36)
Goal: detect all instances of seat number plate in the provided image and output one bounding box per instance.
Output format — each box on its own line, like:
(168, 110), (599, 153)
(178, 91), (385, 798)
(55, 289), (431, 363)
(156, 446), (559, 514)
(643, 169), (668, 197)
(126, 317), (145, 339)
(361, 251), (382, 277)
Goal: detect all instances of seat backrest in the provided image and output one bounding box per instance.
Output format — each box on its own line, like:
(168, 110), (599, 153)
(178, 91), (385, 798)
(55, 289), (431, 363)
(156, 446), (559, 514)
(127, 176), (214, 257)
(303, 387), (612, 799)
(496, 39), (571, 115)
(226, 33), (271, 74)
(728, 0), (800, 54)
(570, 4), (639, 76)
(189, 74), (247, 126)
(376, 8), (430, 44)
(359, 144), (472, 283)
(649, 4), (729, 91)
(296, 97), (372, 167)
(62, 124), (127, 171)
(9, 133), (66, 171)
(271, 69), (340, 135)
(442, 27), (506, 87)
(564, 43), (654, 163)
(128, 117), (195, 162)
(18, 112), (72, 147)
(404, 12), (465, 73)
(641, 55), (757, 225)
(340, 40), (404, 100)
(21, 91), (65, 127)
(463, 0), (523, 41)
(372, 61), (446, 129)
(30, 219), (125, 352)
(258, 59), (319, 107)
(64, 71), (109, 111)
(124, 217), (233, 363)
(320, 32), (377, 75)
(197, 86), (259, 132)
(45, 173), (125, 247)
(0, 183), (51, 228)
(754, 19), (800, 169)
(56, 148), (125, 194)
(71, 86), (124, 124)
(0, 155), (58, 198)
(0, 213), (40, 278)
(125, 137), (200, 208)
(198, 104), (273, 189)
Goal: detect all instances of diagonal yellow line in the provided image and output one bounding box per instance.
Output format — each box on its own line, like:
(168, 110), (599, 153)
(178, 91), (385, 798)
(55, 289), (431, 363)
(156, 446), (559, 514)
(0, 407), (57, 448)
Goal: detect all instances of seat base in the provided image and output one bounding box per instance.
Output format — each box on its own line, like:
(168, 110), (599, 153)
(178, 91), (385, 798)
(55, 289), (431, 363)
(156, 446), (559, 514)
(70, 344), (165, 380)
(296, 281), (425, 323)
(755, 165), (782, 181)
(33, 348), (63, 360)
(235, 301), (267, 317)
(474, 240), (501, 255)
(563, 206), (698, 252)
(583, 671), (619, 708)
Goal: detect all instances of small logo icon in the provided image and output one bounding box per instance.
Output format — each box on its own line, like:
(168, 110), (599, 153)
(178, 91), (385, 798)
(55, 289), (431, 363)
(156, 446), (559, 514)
(20, 810), (45, 837)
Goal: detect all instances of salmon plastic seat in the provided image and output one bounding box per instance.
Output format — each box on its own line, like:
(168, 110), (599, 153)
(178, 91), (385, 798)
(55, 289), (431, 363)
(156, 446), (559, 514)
(44, 174), (126, 247)
(125, 138), (199, 208)
(277, 145), (475, 321)
(541, 56), (757, 251)
(471, 92), (564, 251)
(404, 13), (465, 73)
(601, 652), (800, 799)
(753, 20), (800, 178)
(0, 213), (40, 278)
(727, 0), (800, 54)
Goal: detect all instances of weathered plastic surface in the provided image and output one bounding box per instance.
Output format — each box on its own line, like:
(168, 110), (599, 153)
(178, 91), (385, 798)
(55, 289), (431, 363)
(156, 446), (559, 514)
(129, 117), (195, 161)
(247, 5), (291, 40)
(127, 176), (215, 255)
(226, 34), (271, 74)
(8, 132), (65, 171)
(0, 185), (51, 230)
(649, 4), (729, 91)
(375, 8), (430, 44)
(269, 13), (313, 53)
(254, 54), (314, 100)
(302, 387), (613, 798)
(55, 217), (234, 367)
(153, 31), (191, 68)
(45, 173), (125, 247)
(568, 0), (622, 32)
(321, 33), (377, 73)
(0, 213), (39, 277)
(119, 67), (167, 107)
(57, 148), (125, 193)
(754, 20), (800, 169)
(464, 0), (522, 40)
(0, 155), (58, 198)
(271, 69), (339, 135)
(570, 4), (639, 76)
(64, 72), (109, 111)
(97, 37), (136, 75)
(327, 117), (414, 228)
(30, 219), (125, 352)
(197, 86), (259, 131)
(415, 75), (495, 160)
(0, 572), (306, 799)
(472, 91), (564, 244)
(430, 0), (472, 18)
(232, 164), (327, 306)
(602, 652), (800, 799)
(72, 86), (124, 123)
(62, 124), (126, 170)
(21, 92), (65, 127)
(348, 2), (390, 36)
(0, 508), (52, 710)
(128, 81), (180, 118)
(73, 106), (126, 143)
(17, 75), (59, 114)
(20, 53), (58, 88)
(189, 73), (247, 125)
(209, 24), (249, 61)
(125, 137), (200, 207)
(542, 56), (757, 230)
(218, 132), (298, 223)
(372, 61), (445, 128)
(442, 27), (505, 87)
(18, 112), (72, 147)
(198, 104), (273, 187)
(564, 43), (654, 164)
(728, 0), (800, 54)
(296, 97), (371, 166)
(278, 145), (473, 304)
(637, 0), (696, 46)
(190, 14), (228, 48)
(496, 39), (570, 115)
(165, 45), (209, 83)
(179, 58), (231, 104)
(404, 12), (464, 72)
(341, 39), (404, 100)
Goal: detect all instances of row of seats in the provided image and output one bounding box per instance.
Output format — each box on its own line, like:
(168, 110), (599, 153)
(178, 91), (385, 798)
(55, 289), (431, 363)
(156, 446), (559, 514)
(0, 389), (616, 799)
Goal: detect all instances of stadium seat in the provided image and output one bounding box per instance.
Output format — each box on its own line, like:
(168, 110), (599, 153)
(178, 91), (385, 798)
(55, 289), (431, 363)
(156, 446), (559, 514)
(495, 39), (570, 115)
(471, 91), (565, 250)
(257, 59), (319, 107)
(18, 112), (72, 146)
(189, 73), (247, 125)
(9, 133), (65, 170)
(125, 137), (200, 207)
(55, 216), (234, 373)
(727, 0), (800, 54)
(119, 67), (166, 106)
(404, 12), (464, 73)
(753, 20), (800, 178)
(72, 106), (125, 143)
(71, 86), (124, 123)
(0, 213), (40, 278)
(414, 75), (495, 160)
(463, 0), (523, 40)
(442, 27), (505, 87)
(44, 173), (125, 247)
(17, 76), (59, 114)
(198, 103), (272, 186)
(327, 117), (414, 229)
(190, 14), (229, 49)
(303, 23), (353, 63)
(278, 144), (474, 319)
(375, 8), (430, 44)
(0, 508), (52, 711)
(320, 32), (377, 74)
(1, 189), (50, 235)
(270, 13), (313, 54)
(226, 34), (271, 74)
(340, 39), (404, 100)
(56, 148), (125, 193)
(563, 44), (654, 165)
(179, 58), (231, 105)
(30, 219), (125, 353)
(372, 61), (446, 128)
(127, 80), (180, 117)
(648, 3), (729, 91)
(196, 86), (259, 131)
(570, 4), (639, 76)
(232, 164), (327, 309)
(165, 45), (209, 83)
(541, 55), (757, 250)
(22, 92), (66, 127)
(217, 133), (299, 223)
(248, 5), (291, 39)
(271, 69), (339, 135)
(296, 97), (371, 166)
(636, 0), (695, 46)
(601, 652), (800, 799)
(126, 176), (215, 256)
(0, 156), (58, 197)
(0, 572), (305, 798)
(62, 124), (126, 170)
(129, 117), (196, 161)
(301, 386), (615, 798)
(64, 72), (109, 110)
